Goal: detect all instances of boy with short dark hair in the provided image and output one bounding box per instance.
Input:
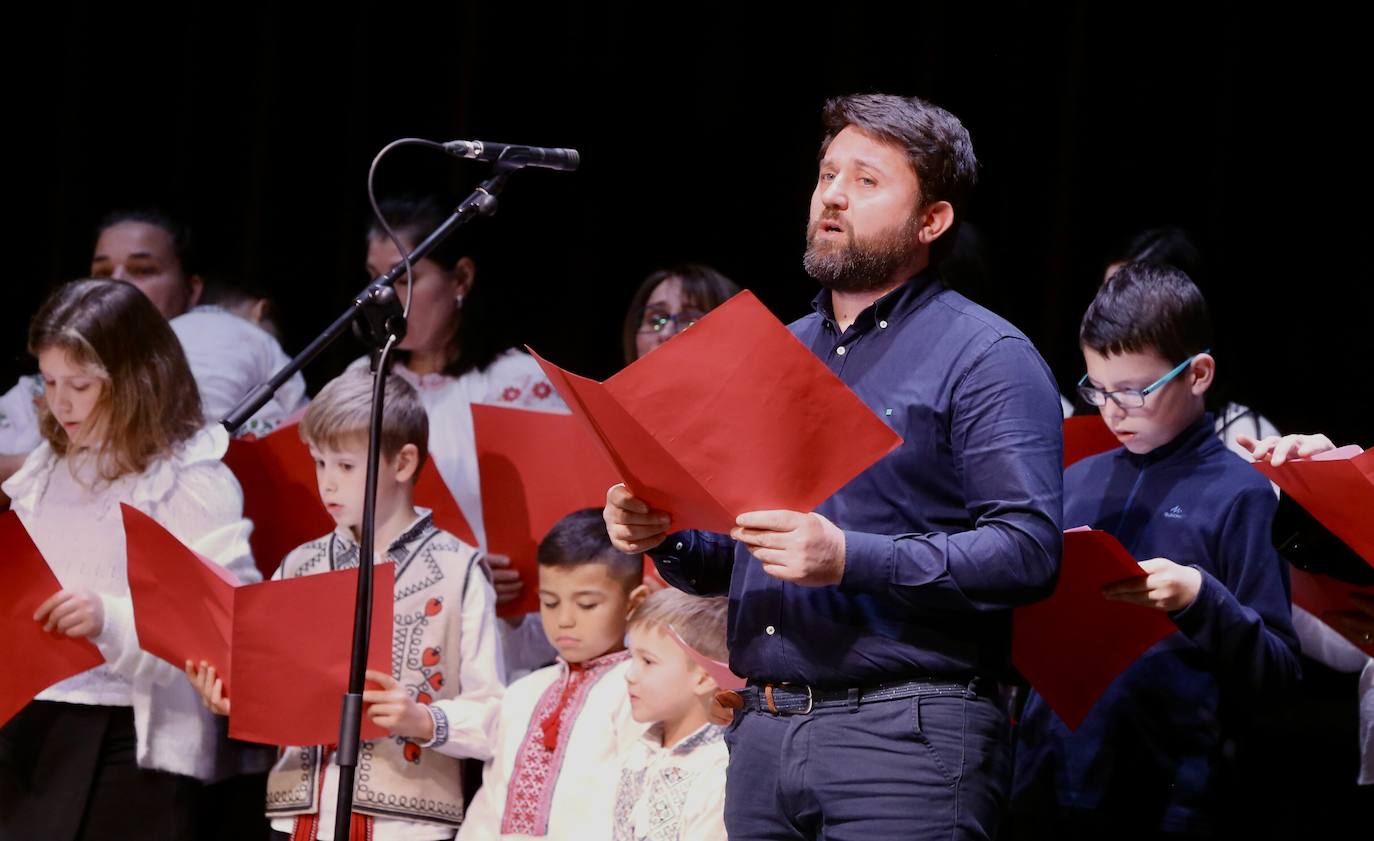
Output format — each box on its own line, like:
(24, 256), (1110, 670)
(459, 508), (649, 841)
(1012, 262), (1301, 837)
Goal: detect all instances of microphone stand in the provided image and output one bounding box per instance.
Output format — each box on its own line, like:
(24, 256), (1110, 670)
(220, 161), (519, 841)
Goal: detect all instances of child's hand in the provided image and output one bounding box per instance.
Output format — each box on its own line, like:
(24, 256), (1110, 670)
(1102, 558), (1202, 612)
(185, 660), (231, 715)
(34, 588), (104, 638)
(1236, 433), (1336, 466)
(483, 552), (525, 605)
(363, 670), (434, 742)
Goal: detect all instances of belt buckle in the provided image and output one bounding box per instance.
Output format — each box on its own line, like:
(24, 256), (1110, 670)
(764, 683), (813, 715)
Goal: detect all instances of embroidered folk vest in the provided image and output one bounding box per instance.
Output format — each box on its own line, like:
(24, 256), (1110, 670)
(265, 513), (480, 827)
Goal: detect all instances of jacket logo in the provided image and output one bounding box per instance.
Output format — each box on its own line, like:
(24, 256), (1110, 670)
(1163, 505), (1185, 520)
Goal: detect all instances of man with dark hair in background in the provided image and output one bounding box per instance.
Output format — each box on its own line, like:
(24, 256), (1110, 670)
(605, 93), (1065, 839)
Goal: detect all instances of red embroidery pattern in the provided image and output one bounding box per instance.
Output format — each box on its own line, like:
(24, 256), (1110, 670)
(500, 651), (630, 835)
(501, 386), (522, 402)
(533, 382), (552, 399)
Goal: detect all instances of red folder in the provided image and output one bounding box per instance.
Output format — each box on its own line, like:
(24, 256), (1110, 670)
(0, 512), (105, 728)
(123, 505), (239, 687)
(1012, 528), (1177, 730)
(1063, 415), (1122, 468)
(1253, 446), (1374, 567)
(473, 404), (621, 617)
(225, 422), (477, 578)
(529, 291), (903, 534)
(122, 505), (394, 746)
(1289, 567), (1374, 656)
(230, 563), (393, 746)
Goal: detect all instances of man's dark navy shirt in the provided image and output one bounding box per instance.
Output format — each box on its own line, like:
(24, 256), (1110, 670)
(649, 270), (1065, 685)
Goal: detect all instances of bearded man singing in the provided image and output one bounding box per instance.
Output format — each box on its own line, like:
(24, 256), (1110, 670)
(605, 93), (1065, 840)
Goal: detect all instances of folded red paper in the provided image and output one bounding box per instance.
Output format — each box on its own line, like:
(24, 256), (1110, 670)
(1289, 567), (1374, 656)
(1253, 446), (1374, 567)
(225, 421), (477, 578)
(667, 625), (745, 691)
(123, 504), (239, 687)
(473, 404), (621, 617)
(230, 563), (393, 746)
(0, 511), (105, 729)
(122, 505), (393, 746)
(1063, 415), (1122, 468)
(1013, 528), (1177, 730)
(529, 291), (903, 534)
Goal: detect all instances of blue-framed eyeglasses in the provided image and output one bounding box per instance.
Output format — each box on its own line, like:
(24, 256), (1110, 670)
(638, 308), (705, 334)
(1077, 349), (1210, 409)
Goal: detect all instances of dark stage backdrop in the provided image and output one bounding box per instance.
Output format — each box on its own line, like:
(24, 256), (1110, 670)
(6, 2), (1370, 445)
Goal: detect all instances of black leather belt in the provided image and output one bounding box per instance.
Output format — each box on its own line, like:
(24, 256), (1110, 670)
(737, 676), (988, 716)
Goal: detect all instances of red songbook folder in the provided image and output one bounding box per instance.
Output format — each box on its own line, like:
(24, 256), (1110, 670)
(1289, 567), (1374, 656)
(122, 505), (394, 746)
(1253, 446), (1374, 567)
(1012, 528), (1177, 730)
(229, 563), (393, 746)
(0, 512), (105, 728)
(473, 404), (622, 618)
(123, 505), (239, 687)
(225, 422), (477, 578)
(529, 291), (903, 534)
(1063, 415), (1122, 468)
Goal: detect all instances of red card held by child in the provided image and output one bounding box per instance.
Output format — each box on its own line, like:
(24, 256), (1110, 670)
(226, 422), (478, 579)
(1063, 415), (1122, 468)
(1012, 528), (1177, 730)
(0, 511), (105, 729)
(473, 404), (621, 618)
(228, 563), (395, 746)
(667, 624), (745, 691)
(122, 504), (239, 688)
(528, 291), (903, 535)
(1253, 446), (1374, 567)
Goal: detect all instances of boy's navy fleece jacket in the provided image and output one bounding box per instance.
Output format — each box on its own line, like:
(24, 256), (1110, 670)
(1013, 414), (1300, 832)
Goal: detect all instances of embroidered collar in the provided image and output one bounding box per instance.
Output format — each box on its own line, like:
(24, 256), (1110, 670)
(329, 509), (438, 570)
(641, 720), (725, 755)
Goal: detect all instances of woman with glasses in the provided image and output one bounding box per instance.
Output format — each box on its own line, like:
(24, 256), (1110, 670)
(620, 264), (740, 364)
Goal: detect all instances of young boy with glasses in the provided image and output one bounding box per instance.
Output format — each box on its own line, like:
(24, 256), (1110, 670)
(1011, 261), (1301, 839)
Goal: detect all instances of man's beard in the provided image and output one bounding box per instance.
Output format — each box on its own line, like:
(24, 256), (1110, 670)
(802, 213), (920, 293)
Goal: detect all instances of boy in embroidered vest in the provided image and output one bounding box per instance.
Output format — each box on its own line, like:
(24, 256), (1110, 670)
(1011, 262), (1301, 838)
(458, 508), (649, 841)
(614, 589), (728, 841)
(187, 370), (504, 841)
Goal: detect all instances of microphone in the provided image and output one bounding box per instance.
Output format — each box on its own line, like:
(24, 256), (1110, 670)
(441, 139), (580, 171)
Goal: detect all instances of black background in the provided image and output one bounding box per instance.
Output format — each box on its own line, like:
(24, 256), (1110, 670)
(7, 1), (1370, 445)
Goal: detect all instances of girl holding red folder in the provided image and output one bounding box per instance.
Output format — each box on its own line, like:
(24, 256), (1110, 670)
(0, 280), (263, 841)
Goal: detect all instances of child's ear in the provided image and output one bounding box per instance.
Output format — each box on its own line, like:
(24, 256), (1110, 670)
(1189, 353), (1216, 397)
(624, 583), (650, 618)
(690, 667), (719, 700)
(392, 443), (421, 483)
(185, 274), (205, 310)
(454, 257), (476, 298)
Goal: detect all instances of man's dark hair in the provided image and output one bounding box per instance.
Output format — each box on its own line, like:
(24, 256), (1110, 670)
(96, 207), (198, 276)
(537, 508), (643, 591)
(1080, 261), (1213, 364)
(820, 93), (978, 263)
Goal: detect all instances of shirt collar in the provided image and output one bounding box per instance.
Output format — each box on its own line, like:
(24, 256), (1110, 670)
(640, 720), (725, 754)
(332, 508), (437, 558)
(1124, 413), (1218, 467)
(809, 266), (945, 334)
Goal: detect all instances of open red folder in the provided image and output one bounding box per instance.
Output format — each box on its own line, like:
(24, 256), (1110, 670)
(225, 421), (477, 578)
(1012, 528), (1177, 730)
(1063, 415), (1122, 468)
(473, 404), (621, 618)
(122, 505), (393, 746)
(1289, 567), (1374, 656)
(0, 512), (105, 729)
(1253, 445), (1374, 566)
(528, 291), (903, 535)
